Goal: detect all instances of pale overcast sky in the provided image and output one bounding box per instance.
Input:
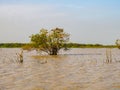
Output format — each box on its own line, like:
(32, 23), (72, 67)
(0, 0), (120, 44)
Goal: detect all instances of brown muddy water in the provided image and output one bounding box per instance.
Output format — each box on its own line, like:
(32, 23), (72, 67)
(0, 48), (120, 90)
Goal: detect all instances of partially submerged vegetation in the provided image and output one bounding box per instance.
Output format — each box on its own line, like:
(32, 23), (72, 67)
(30, 28), (70, 55)
(116, 39), (120, 49)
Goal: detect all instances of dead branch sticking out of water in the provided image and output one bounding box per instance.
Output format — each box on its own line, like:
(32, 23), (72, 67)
(16, 50), (23, 63)
(106, 48), (112, 63)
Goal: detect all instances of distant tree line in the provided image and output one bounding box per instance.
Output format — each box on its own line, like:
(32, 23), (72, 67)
(0, 43), (26, 48)
(66, 43), (116, 48)
(0, 43), (117, 48)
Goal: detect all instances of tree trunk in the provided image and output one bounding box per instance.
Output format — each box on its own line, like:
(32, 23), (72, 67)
(50, 47), (58, 55)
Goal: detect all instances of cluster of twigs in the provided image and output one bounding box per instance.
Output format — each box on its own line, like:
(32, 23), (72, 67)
(16, 50), (23, 63)
(106, 48), (112, 63)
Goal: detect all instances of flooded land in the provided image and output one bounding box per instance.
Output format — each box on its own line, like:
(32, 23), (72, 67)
(0, 48), (120, 90)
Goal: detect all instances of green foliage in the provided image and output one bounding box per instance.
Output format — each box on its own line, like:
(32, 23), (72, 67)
(0, 43), (116, 48)
(116, 39), (120, 49)
(21, 43), (34, 50)
(0, 43), (25, 48)
(30, 28), (70, 55)
(66, 43), (116, 48)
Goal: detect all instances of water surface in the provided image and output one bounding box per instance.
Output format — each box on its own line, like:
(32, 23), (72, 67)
(0, 48), (120, 90)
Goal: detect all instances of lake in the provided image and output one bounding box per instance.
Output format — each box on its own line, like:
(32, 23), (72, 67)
(0, 48), (120, 90)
